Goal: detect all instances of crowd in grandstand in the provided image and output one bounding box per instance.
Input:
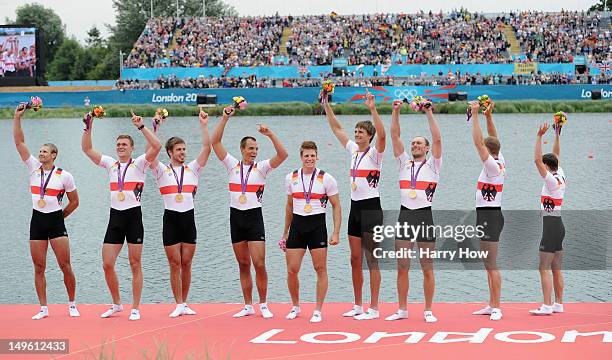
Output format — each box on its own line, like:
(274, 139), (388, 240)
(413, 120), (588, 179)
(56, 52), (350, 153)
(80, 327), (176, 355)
(124, 10), (610, 69)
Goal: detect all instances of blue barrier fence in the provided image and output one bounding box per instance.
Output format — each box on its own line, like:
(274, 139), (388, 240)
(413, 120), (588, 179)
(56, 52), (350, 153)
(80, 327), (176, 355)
(121, 63), (593, 80)
(1, 85), (609, 108)
(48, 80), (116, 87)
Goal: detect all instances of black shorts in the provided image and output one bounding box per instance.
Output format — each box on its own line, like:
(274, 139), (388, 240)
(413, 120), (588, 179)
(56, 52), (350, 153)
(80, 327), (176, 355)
(104, 207), (144, 245)
(163, 209), (197, 247)
(476, 207), (504, 242)
(30, 210), (68, 240)
(397, 206), (436, 242)
(230, 207), (265, 244)
(348, 197), (383, 238)
(287, 213), (327, 250)
(539, 216), (565, 253)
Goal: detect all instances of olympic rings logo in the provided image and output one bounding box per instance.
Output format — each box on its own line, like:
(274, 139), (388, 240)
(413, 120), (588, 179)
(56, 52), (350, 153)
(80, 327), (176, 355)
(394, 89), (418, 101)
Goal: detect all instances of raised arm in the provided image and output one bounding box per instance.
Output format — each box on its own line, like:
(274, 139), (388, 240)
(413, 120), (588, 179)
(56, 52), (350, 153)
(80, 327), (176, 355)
(534, 123), (549, 177)
(196, 110), (212, 168)
(328, 193), (341, 246)
(390, 100), (405, 158)
(258, 124), (288, 169)
(552, 126), (560, 161)
(470, 101), (490, 162)
(425, 107), (441, 159)
(131, 112), (162, 163)
(81, 113), (102, 165)
(483, 101), (498, 138)
(322, 99), (350, 147)
(13, 106), (30, 161)
(364, 89), (386, 153)
(210, 107), (233, 161)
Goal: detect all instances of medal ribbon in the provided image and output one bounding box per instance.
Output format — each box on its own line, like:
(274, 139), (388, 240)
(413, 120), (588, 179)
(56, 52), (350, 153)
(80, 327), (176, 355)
(169, 164), (185, 194)
(240, 161), (254, 195)
(301, 168), (317, 204)
(410, 159), (427, 189)
(351, 147), (370, 184)
(39, 166), (56, 199)
(117, 159), (132, 192)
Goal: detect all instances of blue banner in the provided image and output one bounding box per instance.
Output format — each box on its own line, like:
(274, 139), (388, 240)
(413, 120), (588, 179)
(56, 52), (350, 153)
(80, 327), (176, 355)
(1, 85), (610, 108)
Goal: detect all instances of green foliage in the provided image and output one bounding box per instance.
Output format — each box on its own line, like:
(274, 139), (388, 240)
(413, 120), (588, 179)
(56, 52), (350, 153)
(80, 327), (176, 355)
(14, 3), (65, 71)
(588, 0), (612, 11)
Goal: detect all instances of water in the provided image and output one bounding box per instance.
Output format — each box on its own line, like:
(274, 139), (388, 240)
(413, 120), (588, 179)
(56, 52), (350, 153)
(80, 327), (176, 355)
(1, 113), (611, 304)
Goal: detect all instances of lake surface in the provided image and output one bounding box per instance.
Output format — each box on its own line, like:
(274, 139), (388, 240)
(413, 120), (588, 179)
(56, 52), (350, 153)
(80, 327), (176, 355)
(1, 113), (610, 304)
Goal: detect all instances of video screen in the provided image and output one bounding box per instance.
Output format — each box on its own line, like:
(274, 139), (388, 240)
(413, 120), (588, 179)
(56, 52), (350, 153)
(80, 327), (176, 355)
(0, 27), (36, 77)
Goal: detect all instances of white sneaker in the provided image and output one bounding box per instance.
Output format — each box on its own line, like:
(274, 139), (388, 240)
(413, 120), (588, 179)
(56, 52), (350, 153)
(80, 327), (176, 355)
(553, 302), (564, 313)
(286, 306), (300, 320)
(354, 308), (379, 320)
(169, 304), (185, 318)
(129, 309), (141, 321)
(424, 311), (438, 323)
(529, 304), (553, 316)
(260, 303), (274, 319)
(490, 308), (502, 321)
(100, 304), (123, 318)
(182, 303), (197, 315)
(385, 309), (408, 321)
(32, 306), (49, 320)
(310, 310), (322, 323)
(233, 305), (255, 318)
(69, 304), (80, 317)
(472, 305), (493, 315)
(342, 305), (363, 317)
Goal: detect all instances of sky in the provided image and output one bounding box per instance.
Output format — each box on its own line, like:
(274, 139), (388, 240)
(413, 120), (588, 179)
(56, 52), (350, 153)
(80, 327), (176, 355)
(0, 0), (597, 42)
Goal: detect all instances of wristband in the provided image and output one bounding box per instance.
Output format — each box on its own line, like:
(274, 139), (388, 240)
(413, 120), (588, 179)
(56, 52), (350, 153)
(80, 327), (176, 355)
(138, 124), (145, 131)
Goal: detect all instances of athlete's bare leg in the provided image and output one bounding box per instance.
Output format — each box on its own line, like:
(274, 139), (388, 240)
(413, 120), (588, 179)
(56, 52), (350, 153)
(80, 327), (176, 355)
(538, 252), (555, 305)
(362, 232), (380, 310)
(551, 251), (564, 304)
(286, 248), (306, 306)
(30, 240), (49, 306)
(127, 243), (143, 309)
(102, 243), (123, 305)
(50, 236), (76, 301)
(180, 243), (196, 303)
(164, 244), (182, 303)
(396, 240), (413, 310)
(310, 248), (328, 311)
(481, 241), (501, 308)
(418, 241), (435, 311)
(232, 241), (253, 305)
(348, 235), (363, 307)
(248, 241), (267, 304)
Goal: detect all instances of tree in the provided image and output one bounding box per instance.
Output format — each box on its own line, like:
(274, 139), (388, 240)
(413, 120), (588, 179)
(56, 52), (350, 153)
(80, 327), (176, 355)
(86, 26), (103, 48)
(46, 39), (84, 80)
(588, 0), (612, 11)
(14, 3), (65, 72)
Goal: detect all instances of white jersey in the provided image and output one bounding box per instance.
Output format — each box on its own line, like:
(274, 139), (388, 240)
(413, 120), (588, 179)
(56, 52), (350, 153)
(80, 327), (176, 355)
(3, 52), (15, 72)
(25, 156), (76, 213)
(398, 152), (441, 209)
(286, 169), (338, 216)
(475, 152), (506, 208)
(222, 153), (273, 210)
(345, 140), (383, 201)
(541, 167), (566, 216)
(152, 159), (203, 212)
(99, 154), (149, 210)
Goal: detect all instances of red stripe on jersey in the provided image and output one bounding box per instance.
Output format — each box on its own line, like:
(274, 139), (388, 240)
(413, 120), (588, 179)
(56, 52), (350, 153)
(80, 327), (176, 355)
(31, 186), (65, 197)
(159, 185), (197, 195)
(292, 192), (326, 199)
(477, 182), (503, 192)
(350, 169), (380, 178)
(541, 196), (563, 206)
(399, 180), (438, 190)
(228, 183), (265, 192)
(109, 182), (144, 191)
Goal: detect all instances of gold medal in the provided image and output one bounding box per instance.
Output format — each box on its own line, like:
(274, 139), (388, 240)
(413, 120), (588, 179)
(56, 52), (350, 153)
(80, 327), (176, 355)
(175, 194), (184, 203)
(117, 191), (126, 201)
(37, 198), (46, 208)
(304, 204), (313, 213)
(351, 182), (357, 191)
(408, 189), (417, 199)
(239, 194), (247, 204)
